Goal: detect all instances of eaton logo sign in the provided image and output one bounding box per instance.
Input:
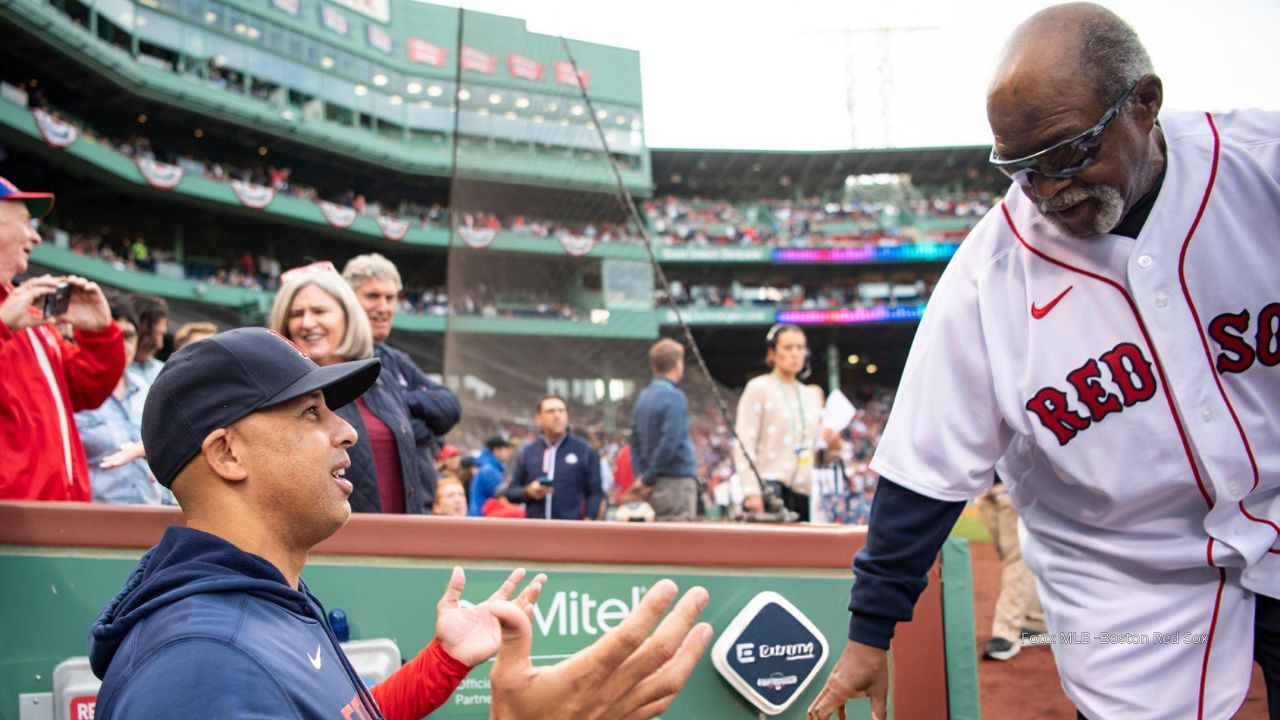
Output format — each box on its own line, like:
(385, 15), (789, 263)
(711, 592), (829, 715)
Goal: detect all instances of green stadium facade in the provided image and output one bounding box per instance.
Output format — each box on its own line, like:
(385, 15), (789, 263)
(0, 0), (1004, 393)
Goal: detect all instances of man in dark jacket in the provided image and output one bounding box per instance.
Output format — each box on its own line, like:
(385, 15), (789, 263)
(629, 339), (699, 520)
(506, 395), (603, 520)
(343, 253), (461, 511)
(90, 328), (712, 719)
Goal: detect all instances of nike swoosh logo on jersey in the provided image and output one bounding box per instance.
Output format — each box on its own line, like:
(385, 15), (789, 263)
(1031, 285), (1074, 319)
(307, 643), (322, 670)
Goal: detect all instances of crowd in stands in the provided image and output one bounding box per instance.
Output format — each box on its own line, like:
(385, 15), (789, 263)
(660, 276), (937, 310)
(15, 94), (994, 252)
(643, 193), (995, 248)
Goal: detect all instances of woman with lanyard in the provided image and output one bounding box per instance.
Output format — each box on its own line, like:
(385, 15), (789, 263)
(732, 324), (842, 521)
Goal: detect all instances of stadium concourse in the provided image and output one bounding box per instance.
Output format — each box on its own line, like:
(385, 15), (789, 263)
(10, 0), (1272, 718)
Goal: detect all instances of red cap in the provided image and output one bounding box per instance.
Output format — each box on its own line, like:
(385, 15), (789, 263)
(436, 444), (461, 460)
(0, 176), (54, 218)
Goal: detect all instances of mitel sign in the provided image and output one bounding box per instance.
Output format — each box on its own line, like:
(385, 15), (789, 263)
(711, 591), (829, 715)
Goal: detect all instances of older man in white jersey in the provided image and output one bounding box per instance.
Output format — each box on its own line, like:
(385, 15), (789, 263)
(808, 4), (1280, 720)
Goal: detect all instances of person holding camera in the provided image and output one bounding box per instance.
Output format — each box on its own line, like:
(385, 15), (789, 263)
(732, 324), (841, 522)
(505, 394), (602, 521)
(0, 176), (125, 501)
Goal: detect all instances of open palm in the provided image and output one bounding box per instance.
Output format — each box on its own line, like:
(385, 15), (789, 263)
(435, 566), (545, 667)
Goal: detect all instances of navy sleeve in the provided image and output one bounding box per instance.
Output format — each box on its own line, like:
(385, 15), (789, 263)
(584, 448), (603, 519)
(848, 477), (966, 649)
(99, 640), (296, 719)
(505, 451), (531, 503)
(386, 346), (461, 441)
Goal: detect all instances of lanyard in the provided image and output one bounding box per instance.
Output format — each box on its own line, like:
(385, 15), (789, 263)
(772, 373), (806, 438)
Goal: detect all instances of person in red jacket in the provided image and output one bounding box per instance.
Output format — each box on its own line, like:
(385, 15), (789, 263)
(0, 176), (124, 501)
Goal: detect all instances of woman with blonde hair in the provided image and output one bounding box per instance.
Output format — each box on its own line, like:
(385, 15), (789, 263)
(269, 263), (437, 514)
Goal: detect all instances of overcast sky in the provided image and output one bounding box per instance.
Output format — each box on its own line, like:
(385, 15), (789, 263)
(435, 0), (1280, 150)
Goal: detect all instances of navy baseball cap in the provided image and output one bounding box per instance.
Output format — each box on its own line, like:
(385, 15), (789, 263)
(142, 327), (381, 488)
(0, 175), (54, 218)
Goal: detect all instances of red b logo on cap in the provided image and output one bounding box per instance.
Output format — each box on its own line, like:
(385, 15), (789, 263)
(267, 329), (310, 359)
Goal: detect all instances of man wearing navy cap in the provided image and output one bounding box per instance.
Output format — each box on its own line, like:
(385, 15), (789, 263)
(0, 175), (124, 501)
(90, 328), (713, 719)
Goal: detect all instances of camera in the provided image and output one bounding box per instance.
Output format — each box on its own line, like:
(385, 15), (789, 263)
(42, 284), (71, 319)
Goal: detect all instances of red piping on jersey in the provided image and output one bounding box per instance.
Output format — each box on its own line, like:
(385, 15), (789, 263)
(1174, 111), (1280, 549)
(1000, 203), (1213, 512)
(1197, 568), (1227, 720)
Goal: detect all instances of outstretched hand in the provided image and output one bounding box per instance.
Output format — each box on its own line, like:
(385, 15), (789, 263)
(806, 640), (889, 720)
(435, 566), (545, 667)
(487, 579), (712, 720)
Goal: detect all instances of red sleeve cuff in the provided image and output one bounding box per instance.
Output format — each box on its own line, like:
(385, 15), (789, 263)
(370, 638), (474, 720)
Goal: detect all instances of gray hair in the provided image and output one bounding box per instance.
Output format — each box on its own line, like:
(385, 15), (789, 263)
(342, 253), (402, 293)
(1078, 15), (1152, 107)
(268, 270), (374, 362)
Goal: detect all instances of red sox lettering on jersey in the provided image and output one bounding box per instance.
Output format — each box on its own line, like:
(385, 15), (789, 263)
(871, 109), (1280, 720)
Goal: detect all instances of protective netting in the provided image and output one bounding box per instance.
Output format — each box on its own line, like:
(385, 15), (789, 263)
(441, 12), (743, 509)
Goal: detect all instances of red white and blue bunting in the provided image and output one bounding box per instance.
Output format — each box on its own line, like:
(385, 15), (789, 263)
(457, 225), (496, 249)
(32, 108), (79, 149)
(318, 200), (357, 229)
(557, 230), (595, 257)
(229, 180), (275, 210)
(135, 158), (184, 190)
(377, 216), (409, 241)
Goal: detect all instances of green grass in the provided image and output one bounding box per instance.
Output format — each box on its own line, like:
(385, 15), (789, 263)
(949, 512), (991, 544)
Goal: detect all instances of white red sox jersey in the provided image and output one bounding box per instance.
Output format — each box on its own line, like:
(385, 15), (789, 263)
(870, 109), (1279, 720)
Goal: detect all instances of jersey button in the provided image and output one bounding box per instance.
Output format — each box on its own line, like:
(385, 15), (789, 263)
(1229, 483), (1241, 495)
(1201, 408), (1212, 422)
(1154, 292), (1168, 307)
(1137, 255), (1153, 268)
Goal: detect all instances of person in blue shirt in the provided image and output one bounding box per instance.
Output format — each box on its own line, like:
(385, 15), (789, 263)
(469, 436), (516, 517)
(628, 339), (699, 520)
(74, 294), (173, 505)
(505, 395), (603, 520)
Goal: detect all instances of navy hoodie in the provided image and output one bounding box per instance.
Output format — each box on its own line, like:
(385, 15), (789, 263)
(90, 526), (383, 719)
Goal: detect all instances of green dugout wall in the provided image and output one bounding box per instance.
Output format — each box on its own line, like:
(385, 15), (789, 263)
(0, 502), (979, 719)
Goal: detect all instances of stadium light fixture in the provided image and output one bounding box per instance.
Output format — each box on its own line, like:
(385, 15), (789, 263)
(488, 93), (502, 105)
(354, 84), (368, 96)
(419, 100), (432, 109)
(257, 146), (268, 156)
(504, 111), (517, 120)
(515, 97), (530, 109)
(135, 16), (148, 28)
(457, 89), (471, 101)
(546, 102), (559, 112)
(846, 354), (860, 365)
(372, 74), (388, 86)
(389, 95), (403, 106)
(631, 119), (642, 131)
(204, 10), (217, 23)
(213, 54), (227, 67)
(595, 109), (608, 120)
(615, 116), (626, 125)
(137, 114), (147, 124)
(477, 107), (490, 116)
(247, 27), (261, 40)
(427, 85), (443, 97)
(281, 109), (295, 121)
(866, 364), (878, 374)
(321, 56), (335, 69)
(193, 129), (204, 138)
(406, 82), (422, 95)
(570, 105), (584, 116)
(233, 22), (247, 34)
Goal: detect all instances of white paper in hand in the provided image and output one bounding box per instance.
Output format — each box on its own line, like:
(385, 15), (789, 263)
(822, 389), (856, 433)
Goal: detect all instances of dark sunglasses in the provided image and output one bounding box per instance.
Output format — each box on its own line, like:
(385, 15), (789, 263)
(989, 82), (1138, 188)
